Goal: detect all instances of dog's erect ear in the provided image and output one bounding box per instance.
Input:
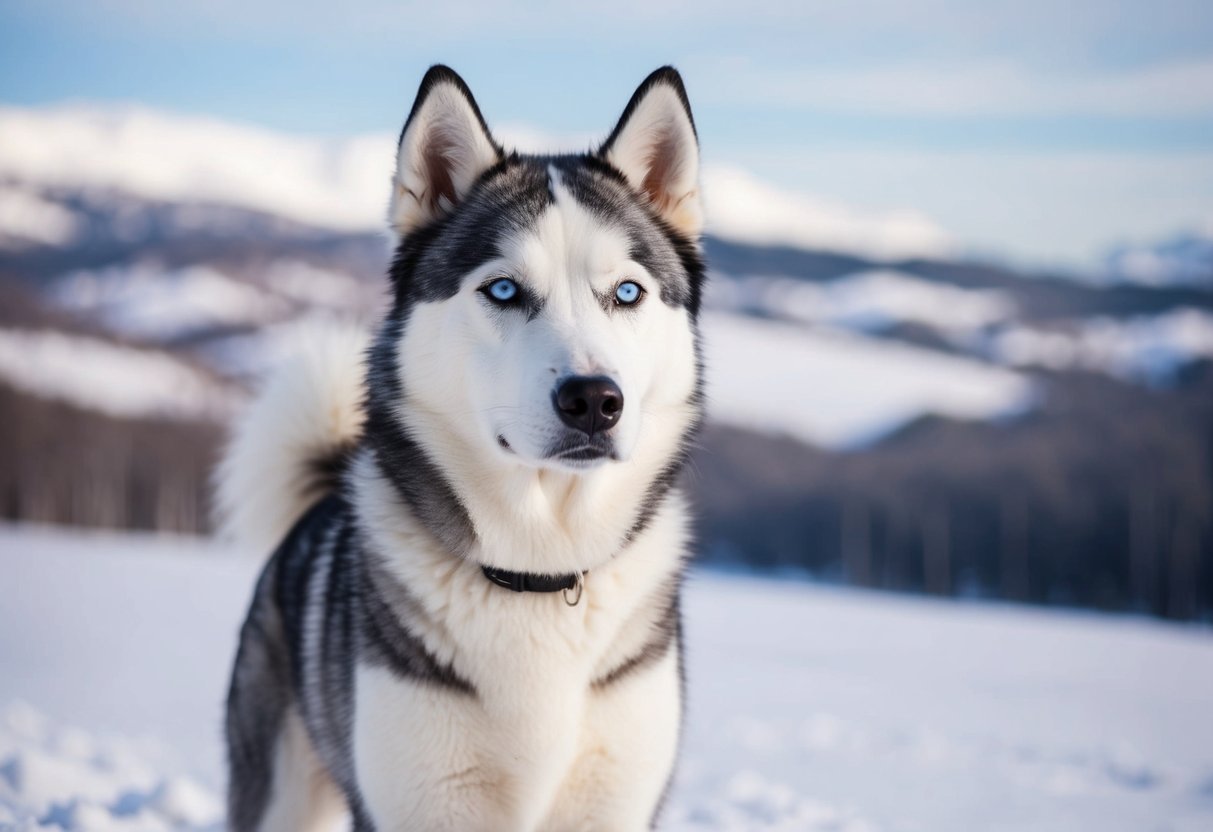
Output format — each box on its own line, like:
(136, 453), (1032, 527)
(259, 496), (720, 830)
(389, 66), (502, 236)
(599, 67), (702, 239)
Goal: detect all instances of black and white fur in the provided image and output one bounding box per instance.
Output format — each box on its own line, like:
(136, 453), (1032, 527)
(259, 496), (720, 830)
(217, 65), (706, 831)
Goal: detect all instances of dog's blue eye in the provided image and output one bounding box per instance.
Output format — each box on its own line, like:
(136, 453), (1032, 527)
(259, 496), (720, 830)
(487, 278), (518, 303)
(615, 281), (642, 305)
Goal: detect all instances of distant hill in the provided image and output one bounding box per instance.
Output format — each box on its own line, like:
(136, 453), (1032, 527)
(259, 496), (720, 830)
(1, 106), (1210, 620)
(1103, 228), (1213, 289)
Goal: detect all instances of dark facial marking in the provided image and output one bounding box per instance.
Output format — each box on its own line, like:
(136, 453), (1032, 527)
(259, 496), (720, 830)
(364, 315), (478, 558)
(388, 157), (554, 313)
(548, 156), (704, 314)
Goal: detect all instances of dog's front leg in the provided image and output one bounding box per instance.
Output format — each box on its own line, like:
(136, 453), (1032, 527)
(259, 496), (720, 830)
(353, 667), (543, 832)
(542, 645), (684, 831)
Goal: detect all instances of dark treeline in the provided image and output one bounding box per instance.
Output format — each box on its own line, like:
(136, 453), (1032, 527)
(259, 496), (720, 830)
(691, 367), (1213, 621)
(0, 384), (218, 535)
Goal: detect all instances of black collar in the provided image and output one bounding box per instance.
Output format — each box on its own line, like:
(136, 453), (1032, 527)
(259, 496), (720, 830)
(481, 565), (582, 594)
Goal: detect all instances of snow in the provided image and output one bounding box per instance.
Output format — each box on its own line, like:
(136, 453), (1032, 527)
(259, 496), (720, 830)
(259, 261), (369, 309)
(670, 575), (1213, 831)
(50, 258), (378, 352)
(1102, 222), (1213, 288)
(708, 269), (1015, 338)
(0, 105), (393, 233)
(54, 264), (288, 341)
(703, 312), (1034, 448)
(992, 307), (1213, 383)
(0, 186), (82, 249)
(0, 702), (222, 832)
(0, 105), (954, 262)
(5, 524), (1209, 830)
(0, 328), (237, 420)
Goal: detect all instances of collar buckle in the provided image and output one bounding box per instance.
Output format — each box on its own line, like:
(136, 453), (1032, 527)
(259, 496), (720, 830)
(563, 571), (585, 607)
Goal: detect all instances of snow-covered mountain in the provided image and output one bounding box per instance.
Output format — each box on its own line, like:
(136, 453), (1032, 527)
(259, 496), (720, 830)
(0, 103), (1036, 446)
(1103, 225), (1213, 288)
(3, 103), (1208, 439)
(0, 105), (393, 236)
(0, 104), (955, 261)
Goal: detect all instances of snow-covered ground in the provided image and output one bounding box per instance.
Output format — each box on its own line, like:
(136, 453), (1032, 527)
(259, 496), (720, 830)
(2, 524), (1211, 830)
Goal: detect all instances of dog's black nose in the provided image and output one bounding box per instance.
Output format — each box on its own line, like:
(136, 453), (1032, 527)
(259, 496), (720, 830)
(553, 376), (623, 436)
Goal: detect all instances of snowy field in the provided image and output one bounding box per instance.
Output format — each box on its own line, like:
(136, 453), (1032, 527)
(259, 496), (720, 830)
(2, 524), (1212, 831)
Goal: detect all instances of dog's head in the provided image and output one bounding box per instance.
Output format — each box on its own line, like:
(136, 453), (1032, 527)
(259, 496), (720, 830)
(377, 66), (704, 477)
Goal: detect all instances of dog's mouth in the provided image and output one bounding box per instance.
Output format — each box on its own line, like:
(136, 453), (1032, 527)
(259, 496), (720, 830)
(544, 433), (618, 466)
(557, 446), (610, 462)
(494, 431), (620, 468)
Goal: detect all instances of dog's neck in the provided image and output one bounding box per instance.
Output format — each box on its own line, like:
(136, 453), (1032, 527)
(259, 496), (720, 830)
(360, 399), (695, 576)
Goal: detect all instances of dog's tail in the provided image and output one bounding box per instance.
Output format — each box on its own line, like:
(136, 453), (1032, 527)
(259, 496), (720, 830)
(213, 323), (370, 555)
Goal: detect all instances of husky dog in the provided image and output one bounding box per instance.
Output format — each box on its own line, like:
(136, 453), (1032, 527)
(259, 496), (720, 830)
(216, 65), (706, 831)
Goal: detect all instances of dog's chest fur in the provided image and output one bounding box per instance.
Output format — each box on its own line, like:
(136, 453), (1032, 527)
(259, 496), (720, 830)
(340, 455), (687, 828)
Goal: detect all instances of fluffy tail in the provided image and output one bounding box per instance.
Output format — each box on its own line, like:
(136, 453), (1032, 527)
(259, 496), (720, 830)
(213, 324), (370, 555)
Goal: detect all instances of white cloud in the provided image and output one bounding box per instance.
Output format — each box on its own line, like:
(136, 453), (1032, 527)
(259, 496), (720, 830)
(690, 56), (1213, 118)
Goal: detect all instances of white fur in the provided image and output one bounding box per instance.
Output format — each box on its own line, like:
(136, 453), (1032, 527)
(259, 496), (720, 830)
(351, 452), (686, 831)
(213, 323), (369, 554)
(604, 83), (703, 237)
(258, 708), (346, 832)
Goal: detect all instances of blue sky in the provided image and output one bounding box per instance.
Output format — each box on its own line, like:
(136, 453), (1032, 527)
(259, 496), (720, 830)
(3, 0), (1212, 267)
